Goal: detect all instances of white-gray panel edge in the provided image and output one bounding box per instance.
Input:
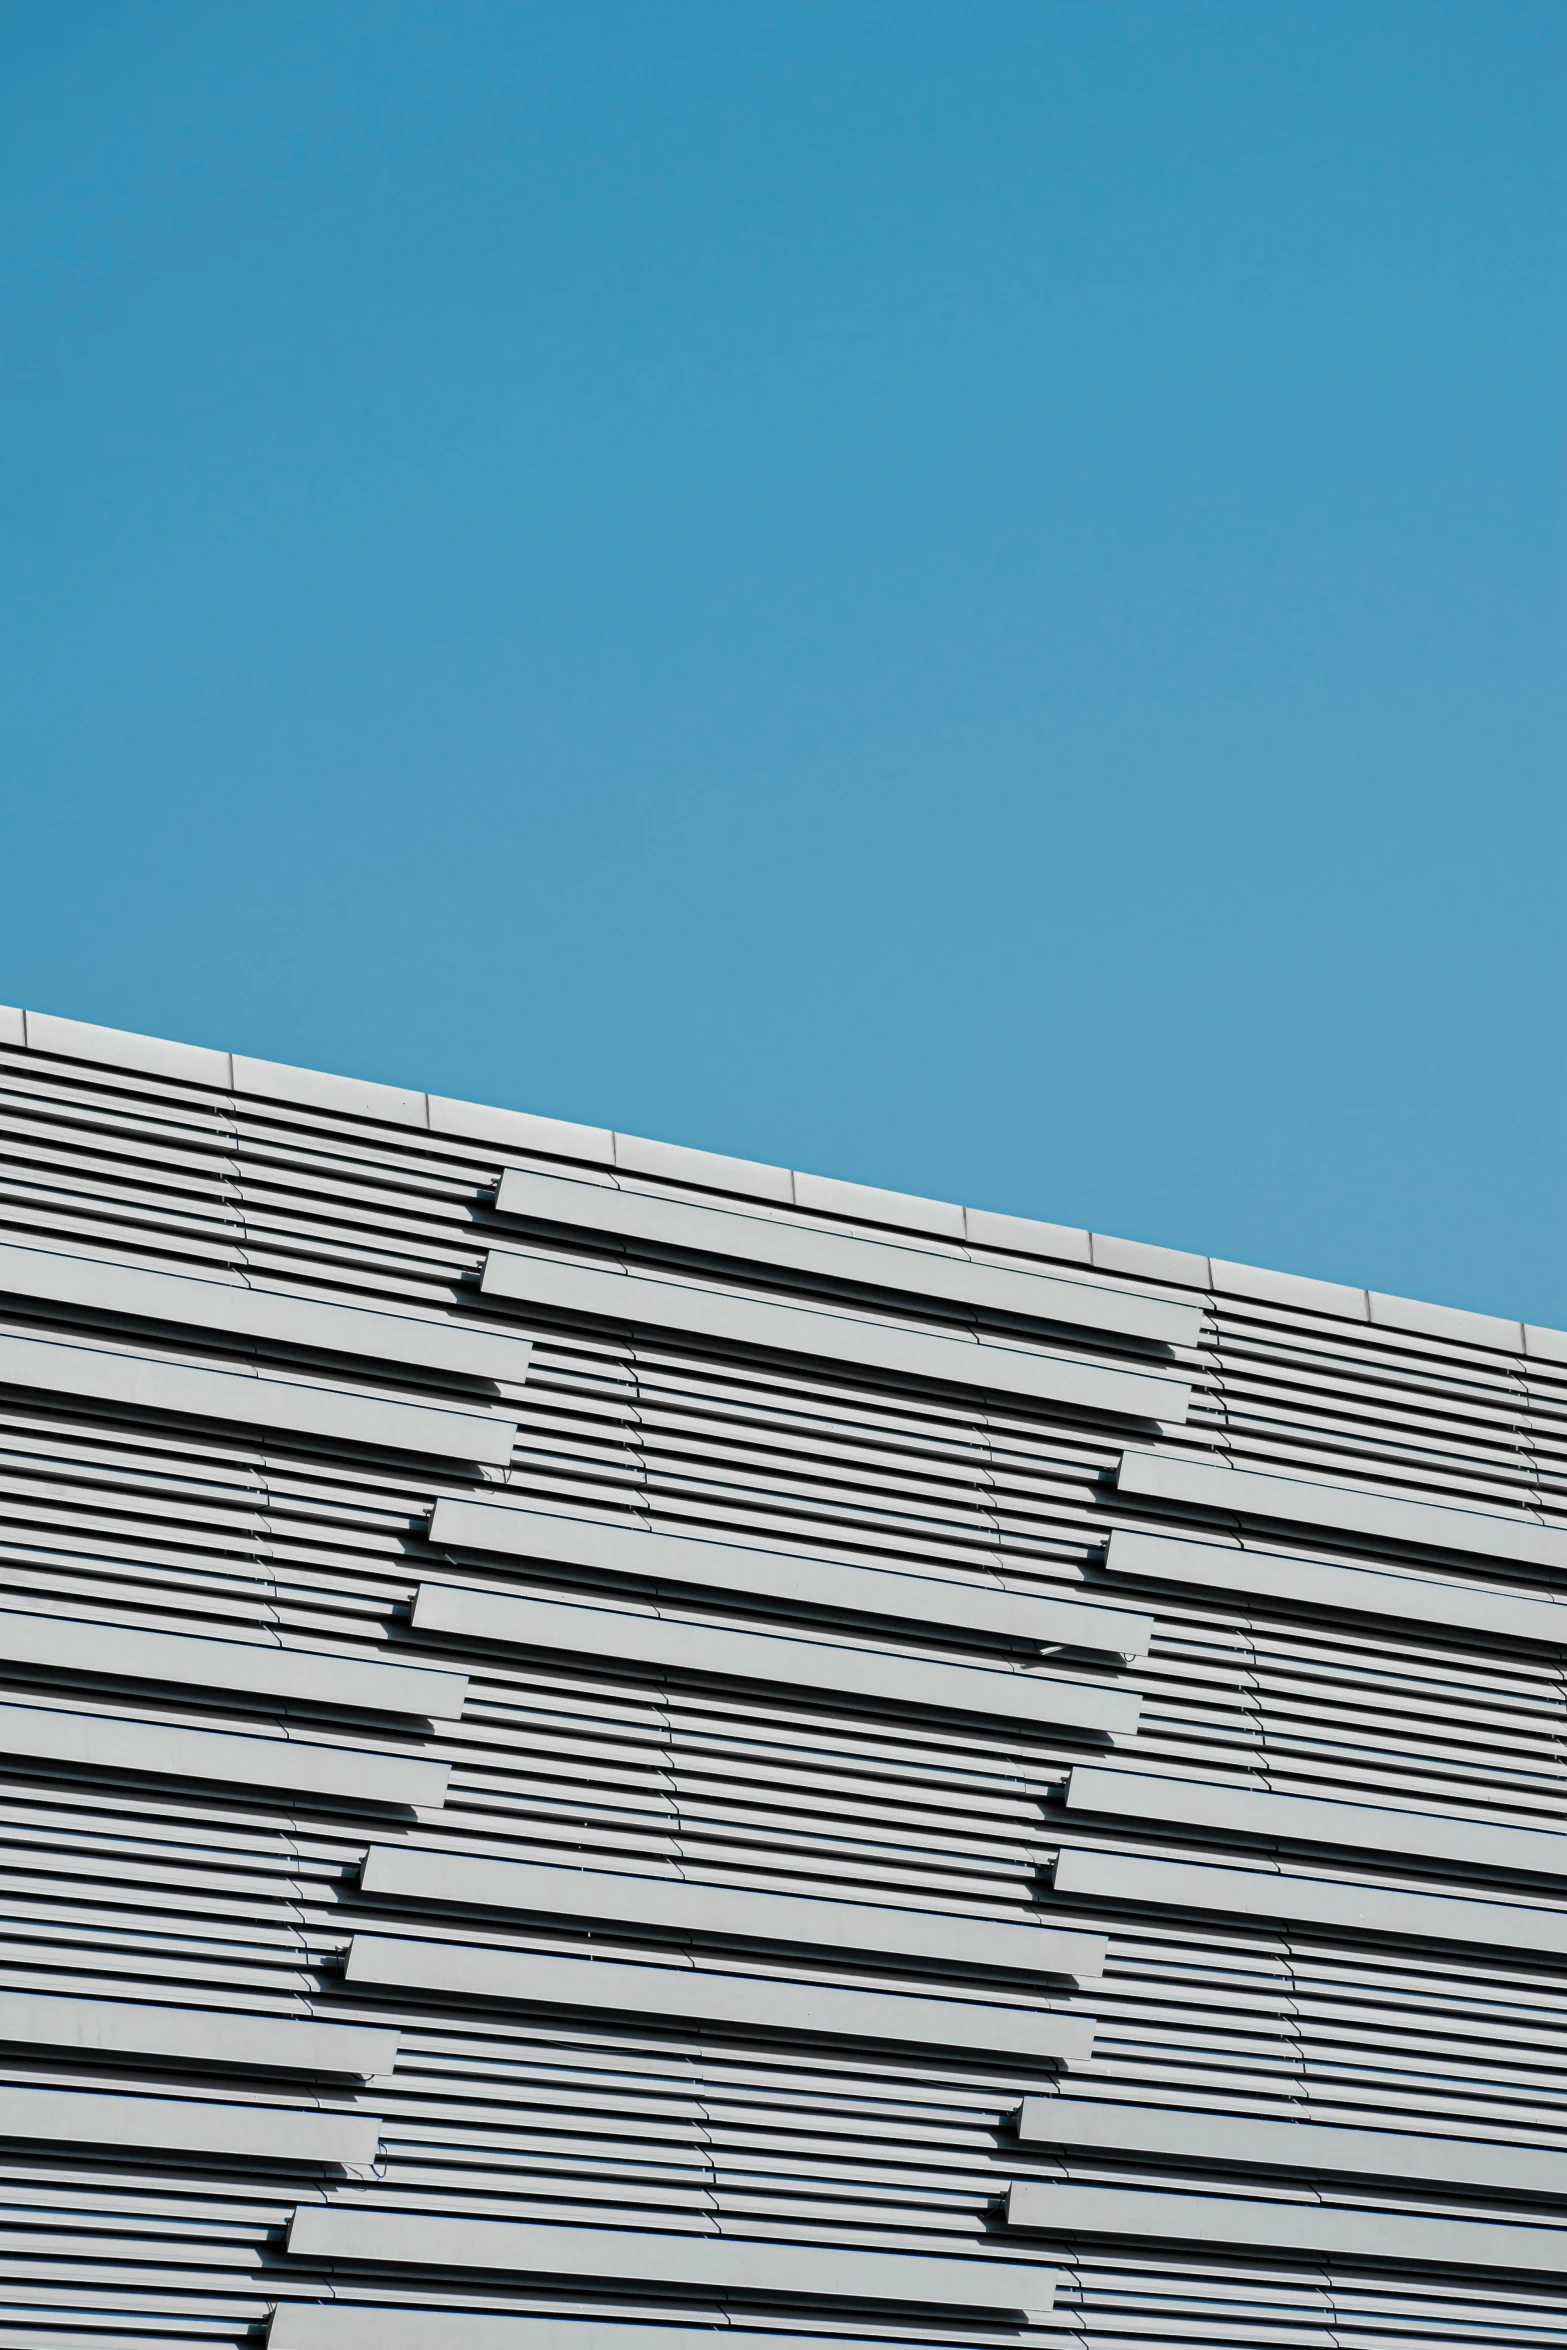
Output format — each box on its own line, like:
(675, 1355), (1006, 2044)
(428, 1494), (1154, 1657)
(1014, 2093), (1567, 2196)
(1003, 2180), (1567, 2274)
(0, 1702), (450, 1809)
(494, 1164), (1203, 1350)
(1062, 1764), (1567, 1879)
(1100, 1526), (1567, 1647)
(344, 1933), (1097, 2064)
(480, 1251), (1190, 1424)
(0, 1989), (398, 2078)
(408, 1582), (1142, 1740)
(269, 2318), (937, 2350)
(0, 1606), (469, 1719)
(0, 1329), (518, 1464)
(1115, 1448), (1567, 1570)
(0, 2085), (380, 2166)
(0, 1239), (534, 1385)
(356, 1847), (1106, 1982)
(1049, 1845), (1567, 1960)
(283, 2208), (1056, 2313)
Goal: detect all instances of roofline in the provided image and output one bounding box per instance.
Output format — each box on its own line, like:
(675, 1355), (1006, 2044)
(3, 1003), (1557, 1365)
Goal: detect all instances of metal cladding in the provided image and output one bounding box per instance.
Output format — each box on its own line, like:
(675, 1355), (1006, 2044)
(0, 1012), (1564, 2348)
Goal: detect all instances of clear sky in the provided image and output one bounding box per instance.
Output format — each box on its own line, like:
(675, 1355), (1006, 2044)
(1, 3), (1562, 1320)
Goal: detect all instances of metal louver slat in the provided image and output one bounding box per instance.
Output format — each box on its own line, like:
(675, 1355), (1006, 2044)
(1004, 2180), (1567, 2273)
(269, 2316), (909, 2350)
(0, 1606), (468, 1717)
(283, 2207), (1056, 2313)
(408, 1582), (1142, 1738)
(344, 1933), (1096, 2064)
(1114, 1446), (1567, 1568)
(0, 1238), (534, 1382)
(493, 1164), (1203, 1349)
(356, 1846), (1105, 1980)
(1015, 2092), (1567, 2195)
(0, 1701), (449, 1808)
(0, 1989), (397, 2076)
(428, 1493), (1153, 1655)
(0, 1328), (518, 1462)
(1050, 1844), (1567, 1959)
(1101, 1524), (1567, 1643)
(1062, 1763), (1567, 1877)
(0, 2084), (380, 2166)
(481, 1249), (1191, 1422)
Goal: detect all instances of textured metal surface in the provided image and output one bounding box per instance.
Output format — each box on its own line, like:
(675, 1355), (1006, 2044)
(356, 1843), (1108, 1979)
(407, 1581), (1143, 1738)
(1101, 1521), (1567, 1643)
(480, 1247), (1191, 1421)
(0, 1008), (1565, 2345)
(283, 2206), (1055, 2312)
(431, 1491), (1154, 1653)
(493, 1164), (1203, 1349)
(344, 1933), (1099, 2064)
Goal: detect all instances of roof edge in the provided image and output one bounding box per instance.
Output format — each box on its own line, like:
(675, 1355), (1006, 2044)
(3, 1003), (1552, 1361)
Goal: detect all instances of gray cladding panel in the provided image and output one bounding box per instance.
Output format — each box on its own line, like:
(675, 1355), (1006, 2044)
(0, 1327), (517, 1462)
(0, 1988), (397, 2077)
(0, 2083), (380, 2166)
(10, 1017), (1567, 2346)
(1063, 1763), (1567, 1879)
(1050, 1845), (1567, 1959)
(1004, 2180), (1567, 2275)
(494, 1163), (1203, 1349)
(409, 1580), (1142, 1738)
(480, 1248), (1191, 1423)
(0, 1699), (450, 1808)
(284, 2207), (1055, 2312)
(1015, 2093), (1567, 2196)
(0, 1237), (534, 1384)
(1115, 1446), (1567, 1569)
(271, 2322), (926, 2350)
(1101, 1524), (1567, 1645)
(0, 1604), (469, 1718)
(345, 1932), (1097, 2063)
(429, 1493), (1154, 1655)
(357, 1846), (1106, 1981)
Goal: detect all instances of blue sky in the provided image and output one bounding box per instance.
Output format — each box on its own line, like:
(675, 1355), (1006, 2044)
(1, 2), (1562, 1319)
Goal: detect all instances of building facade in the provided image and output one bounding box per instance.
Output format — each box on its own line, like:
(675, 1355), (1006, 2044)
(0, 1005), (1562, 2348)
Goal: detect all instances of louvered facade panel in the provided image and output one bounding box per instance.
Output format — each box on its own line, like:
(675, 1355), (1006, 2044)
(0, 1009), (1561, 2346)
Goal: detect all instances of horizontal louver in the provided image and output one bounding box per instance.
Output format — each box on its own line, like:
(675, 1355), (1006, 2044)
(481, 1247), (1191, 1421)
(493, 1163), (1203, 1349)
(430, 1491), (1152, 1653)
(408, 1580), (1142, 1738)
(283, 2205), (1055, 2312)
(0, 1011), (1565, 2345)
(0, 1326), (517, 1461)
(357, 1844), (1107, 1980)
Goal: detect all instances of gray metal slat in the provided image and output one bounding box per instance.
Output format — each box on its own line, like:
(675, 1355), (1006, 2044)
(0, 1330), (518, 1464)
(344, 1934), (1096, 2065)
(1003, 2179), (1567, 2273)
(0, 1607), (467, 1719)
(481, 1252), (1191, 1424)
(494, 1165), (1202, 1350)
(356, 1847), (1106, 1982)
(1115, 1449), (1567, 1569)
(430, 1494), (1151, 1655)
(409, 1582), (1141, 1739)
(0, 1240), (533, 1384)
(282, 2206), (1056, 2313)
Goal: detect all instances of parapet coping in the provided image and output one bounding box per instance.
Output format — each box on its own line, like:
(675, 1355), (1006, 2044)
(2, 1005), (1557, 1364)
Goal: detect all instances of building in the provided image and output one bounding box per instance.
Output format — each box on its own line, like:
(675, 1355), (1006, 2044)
(0, 1003), (1562, 2349)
